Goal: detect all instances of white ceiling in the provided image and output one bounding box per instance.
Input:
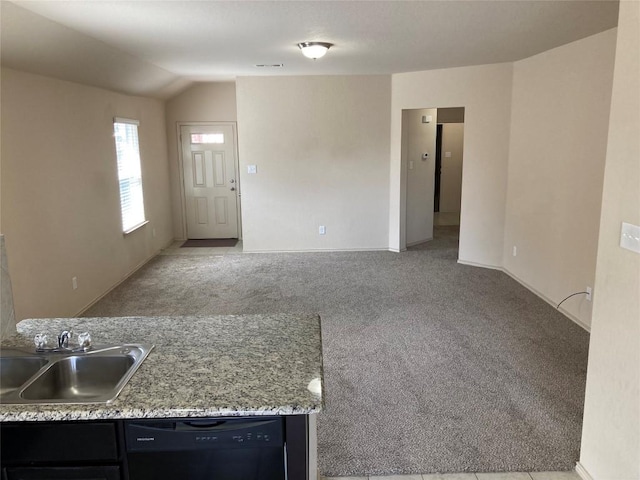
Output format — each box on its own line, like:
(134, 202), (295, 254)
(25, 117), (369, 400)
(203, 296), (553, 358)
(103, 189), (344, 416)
(1, 0), (619, 99)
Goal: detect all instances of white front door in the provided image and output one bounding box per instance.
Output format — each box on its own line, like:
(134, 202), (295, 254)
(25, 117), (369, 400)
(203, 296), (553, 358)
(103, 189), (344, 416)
(181, 124), (239, 239)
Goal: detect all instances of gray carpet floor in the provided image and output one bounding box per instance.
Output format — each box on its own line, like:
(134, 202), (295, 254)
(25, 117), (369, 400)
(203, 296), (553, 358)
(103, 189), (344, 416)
(84, 226), (589, 476)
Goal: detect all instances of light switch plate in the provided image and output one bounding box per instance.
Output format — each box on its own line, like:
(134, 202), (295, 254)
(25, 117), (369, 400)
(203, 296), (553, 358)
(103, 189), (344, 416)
(445, 152), (452, 158)
(247, 165), (257, 174)
(620, 222), (640, 253)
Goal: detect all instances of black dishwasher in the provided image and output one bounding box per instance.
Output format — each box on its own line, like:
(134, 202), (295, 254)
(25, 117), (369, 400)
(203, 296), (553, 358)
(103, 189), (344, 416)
(124, 417), (285, 480)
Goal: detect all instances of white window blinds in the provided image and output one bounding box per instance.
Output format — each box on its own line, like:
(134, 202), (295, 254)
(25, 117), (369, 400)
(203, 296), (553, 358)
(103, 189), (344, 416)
(113, 118), (146, 233)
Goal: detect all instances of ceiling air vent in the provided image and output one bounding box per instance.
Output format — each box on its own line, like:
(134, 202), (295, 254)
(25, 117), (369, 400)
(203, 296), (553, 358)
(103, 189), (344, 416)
(254, 64), (284, 68)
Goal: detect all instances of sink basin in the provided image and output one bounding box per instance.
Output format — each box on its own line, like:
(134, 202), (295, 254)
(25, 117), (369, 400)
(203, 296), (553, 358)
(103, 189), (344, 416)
(22, 354), (135, 401)
(0, 354), (49, 397)
(0, 344), (153, 405)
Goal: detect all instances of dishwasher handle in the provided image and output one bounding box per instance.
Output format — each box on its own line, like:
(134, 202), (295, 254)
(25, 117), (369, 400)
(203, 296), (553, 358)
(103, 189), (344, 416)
(178, 420), (225, 430)
(124, 420), (239, 432)
(126, 418), (281, 433)
(175, 419), (279, 432)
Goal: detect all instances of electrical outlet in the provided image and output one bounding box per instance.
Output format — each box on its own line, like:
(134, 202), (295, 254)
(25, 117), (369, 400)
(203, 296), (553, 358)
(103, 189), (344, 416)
(586, 286), (592, 301)
(72, 277), (78, 290)
(512, 246), (517, 257)
(319, 226), (326, 235)
(152, 227), (156, 238)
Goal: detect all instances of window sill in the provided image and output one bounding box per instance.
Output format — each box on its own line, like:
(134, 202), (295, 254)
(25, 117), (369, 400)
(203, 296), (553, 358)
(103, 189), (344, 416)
(123, 220), (149, 236)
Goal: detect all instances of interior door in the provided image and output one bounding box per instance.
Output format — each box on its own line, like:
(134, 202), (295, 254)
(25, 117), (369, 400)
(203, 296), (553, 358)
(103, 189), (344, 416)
(181, 124), (239, 239)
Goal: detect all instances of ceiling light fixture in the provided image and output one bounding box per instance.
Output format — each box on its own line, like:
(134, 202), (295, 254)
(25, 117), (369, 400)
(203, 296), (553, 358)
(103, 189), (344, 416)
(297, 42), (333, 60)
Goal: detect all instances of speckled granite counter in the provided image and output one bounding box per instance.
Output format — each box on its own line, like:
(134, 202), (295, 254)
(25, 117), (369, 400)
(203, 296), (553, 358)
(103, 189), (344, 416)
(0, 314), (324, 422)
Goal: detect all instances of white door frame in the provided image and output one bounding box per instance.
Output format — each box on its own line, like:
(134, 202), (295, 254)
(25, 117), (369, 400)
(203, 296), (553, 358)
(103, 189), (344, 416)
(176, 121), (242, 240)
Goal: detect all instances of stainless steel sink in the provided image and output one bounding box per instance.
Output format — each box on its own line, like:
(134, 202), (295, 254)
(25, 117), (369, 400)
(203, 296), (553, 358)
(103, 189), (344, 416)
(0, 354), (49, 397)
(0, 344), (153, 405)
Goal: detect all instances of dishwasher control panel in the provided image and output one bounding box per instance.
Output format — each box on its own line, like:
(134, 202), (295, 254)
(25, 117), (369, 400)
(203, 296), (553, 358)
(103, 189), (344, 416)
(125, 417), (284, 452)
(193, 431), (272, 443)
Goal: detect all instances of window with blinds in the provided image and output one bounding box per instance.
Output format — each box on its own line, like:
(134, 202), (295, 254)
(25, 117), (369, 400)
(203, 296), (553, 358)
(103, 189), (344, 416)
(113, 118), (146, 233)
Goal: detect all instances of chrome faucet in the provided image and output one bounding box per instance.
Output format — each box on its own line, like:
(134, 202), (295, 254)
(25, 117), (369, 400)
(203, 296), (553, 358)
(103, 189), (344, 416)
(34, 330), (92, 353)
(58, 330), (72, 349)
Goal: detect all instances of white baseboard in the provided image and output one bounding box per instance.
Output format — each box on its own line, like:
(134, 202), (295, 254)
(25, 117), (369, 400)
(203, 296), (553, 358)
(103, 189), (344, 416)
(406, 237), (433, 247)
(75, 238), (174, 317)
(457, 258), (504, 271)
(576, 462), (595, 480)
(502, 268), (591, 333)
(456, 259), (591, 333)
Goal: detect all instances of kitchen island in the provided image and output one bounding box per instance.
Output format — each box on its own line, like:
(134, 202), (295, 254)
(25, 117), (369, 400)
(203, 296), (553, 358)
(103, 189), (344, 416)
(0, 314), (324, 480)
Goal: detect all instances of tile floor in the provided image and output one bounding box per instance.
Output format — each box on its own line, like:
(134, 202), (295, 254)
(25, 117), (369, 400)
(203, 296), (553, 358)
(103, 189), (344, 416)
(433, 211), (460, 226)
(159, 240), (244, 256)
(160, 241), (581, 480)
(323, 472), (580, 480)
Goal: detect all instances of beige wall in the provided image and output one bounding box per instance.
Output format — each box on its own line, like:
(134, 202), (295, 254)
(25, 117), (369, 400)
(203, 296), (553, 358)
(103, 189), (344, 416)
(390, 63), (513, 264)
(165, 82), (238, 239)
(404, 108), (437, 245)
(503, 29), (617, 329)
(0, 68), (173, 321)
(436, 107), (465, 124)
(580, 2), (640, 478)
(439, 123), (464, 214)
(236, 76), (391, 252)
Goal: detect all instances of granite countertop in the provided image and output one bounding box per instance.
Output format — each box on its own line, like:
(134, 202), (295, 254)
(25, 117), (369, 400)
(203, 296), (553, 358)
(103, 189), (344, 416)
(0, 314), (324, 422)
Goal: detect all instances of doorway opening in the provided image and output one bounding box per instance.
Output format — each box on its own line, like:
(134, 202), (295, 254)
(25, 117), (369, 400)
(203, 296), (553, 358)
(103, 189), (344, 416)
(434, 124), (443, 213)
(434, 108), (464, 228)
(402, 107), (464, 250)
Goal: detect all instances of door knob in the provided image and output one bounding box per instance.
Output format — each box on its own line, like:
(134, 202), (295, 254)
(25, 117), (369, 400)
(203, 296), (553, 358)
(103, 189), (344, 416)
(230, 187), (236, 191)
(230, 179), (235, 183)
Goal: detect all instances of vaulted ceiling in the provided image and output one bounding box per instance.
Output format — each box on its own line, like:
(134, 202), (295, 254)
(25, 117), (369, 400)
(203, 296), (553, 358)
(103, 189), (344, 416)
(1, 0), (619, 99)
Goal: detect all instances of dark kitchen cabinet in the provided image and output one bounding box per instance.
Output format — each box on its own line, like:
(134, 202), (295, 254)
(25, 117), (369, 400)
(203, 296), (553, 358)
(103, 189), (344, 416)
(0, 421), (126, 480)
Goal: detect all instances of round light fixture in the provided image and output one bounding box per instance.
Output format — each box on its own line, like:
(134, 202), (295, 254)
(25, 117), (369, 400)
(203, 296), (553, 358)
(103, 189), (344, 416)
(297, 42), (333, 60)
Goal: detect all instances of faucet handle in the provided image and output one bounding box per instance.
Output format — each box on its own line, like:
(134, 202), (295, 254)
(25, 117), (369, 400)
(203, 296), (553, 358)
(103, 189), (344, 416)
(34, 333), (48, 350)
(77, 332), (92, 350)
